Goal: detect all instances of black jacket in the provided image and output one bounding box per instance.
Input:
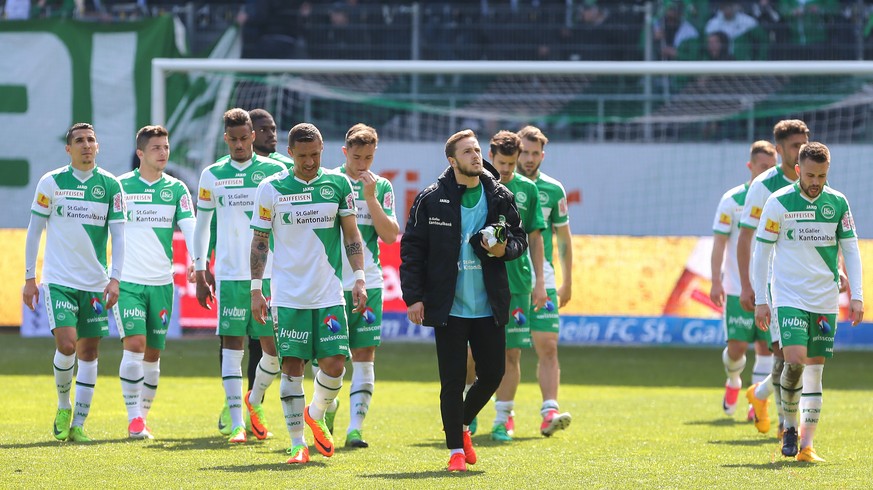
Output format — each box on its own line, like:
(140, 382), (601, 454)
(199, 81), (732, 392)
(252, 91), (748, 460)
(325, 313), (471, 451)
(399, 164), (527, 327)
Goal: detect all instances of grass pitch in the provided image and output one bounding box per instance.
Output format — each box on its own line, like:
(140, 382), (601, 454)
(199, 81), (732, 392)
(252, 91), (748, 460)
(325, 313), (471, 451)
(1, 336), (872, 489)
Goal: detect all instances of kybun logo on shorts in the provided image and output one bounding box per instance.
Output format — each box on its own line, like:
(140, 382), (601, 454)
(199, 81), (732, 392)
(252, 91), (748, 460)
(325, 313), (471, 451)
(160, 189), (173, 202)
(320, 186), (335, 200)
(323, 314), (341, 333)
(91, 185), (105, 199)
(362, 307), (376, 325)
(511, 307), (526, 325)
(821, 204), (836, 219)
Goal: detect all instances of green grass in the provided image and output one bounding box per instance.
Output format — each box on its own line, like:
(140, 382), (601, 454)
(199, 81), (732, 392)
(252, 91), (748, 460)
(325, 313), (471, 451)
(2, 337), (872, 488)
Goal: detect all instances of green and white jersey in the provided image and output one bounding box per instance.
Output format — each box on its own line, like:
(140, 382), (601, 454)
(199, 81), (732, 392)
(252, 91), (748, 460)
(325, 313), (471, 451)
(740, 165), (794, 230)
(712, 183), (748, 296)
(505, 173), (546, 294)
(119, 169), (195, 285)
(250, 167), (356, 309)
(267, 151), (294, 167)
(533, 171), (570, 290)
(756, 183), (857, 313)
(336, 164), (395, 290)
(30, 165), (126, 292)
(197, 155), (286, 280)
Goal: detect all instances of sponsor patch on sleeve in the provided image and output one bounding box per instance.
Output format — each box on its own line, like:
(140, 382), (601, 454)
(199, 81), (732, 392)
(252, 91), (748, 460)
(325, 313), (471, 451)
(36, 193), (50, 208)
(557, 197), (568, 217)
(842, 211), (855, 232)
(113, 193), (124, 214)
(180, 194), (191, 212)
(751, 206), (762, 219)
(199, 188), (212, 201)
(764, 218), (780, 234)
(259, 205), (271, 221)
(718, 213), (731, 225)
(383, 191), (394, 211)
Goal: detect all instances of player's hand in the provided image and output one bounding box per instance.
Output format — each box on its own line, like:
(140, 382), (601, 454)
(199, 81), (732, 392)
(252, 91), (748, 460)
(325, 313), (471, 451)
(850, 299), (864, 326)
(351, 280), (368, 314)
(251, 289), (268, 325)
(739, 287), (756, 312)
(360, 170), (378, 201)
(22, 278), (39, 311)
(558, 283), (572, 308)
(481, 235), (506, 258)
(407, 301), (424, 325)
(839, 270), (849, 293)
(532, 280), (547, 312)
(104, 278), (120, 310)
(195, 270), (215, 310)
(754, 304), (771, 331)
(204, 264), (216, 290)
(187, 264), (196, 283)
(710, 280), (725, 308)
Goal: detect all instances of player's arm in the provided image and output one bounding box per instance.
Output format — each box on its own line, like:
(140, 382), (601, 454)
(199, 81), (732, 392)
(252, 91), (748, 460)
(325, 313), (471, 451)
(529, 229), (547, 311)
(22, 214), (48, 310)
(363, 172), (399, 244)
(838, 203), (864, 325)
(250, 229), (270, 325)
(192, 208), (215, 309)
(341, 214), (367, 313)
(738, 183), (764, 311)
(104, 179), (126, 310)
(400, 188), (431, 324)
(710, 233), (728, 308)
(751, 199), (779, 331)
(555, 222), (573, 307)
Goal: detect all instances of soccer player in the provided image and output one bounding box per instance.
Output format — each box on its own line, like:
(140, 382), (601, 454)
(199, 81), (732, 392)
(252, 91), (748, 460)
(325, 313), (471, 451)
(193, 108), (286, 443)
(23, 122), (126, 442)
(516, 125), (573, 436)
(487, 130), (546, 441)
(114, 125), (196, 439)
(737, 119), (808, 436)
(710, 141), (776, 418)
(249, 122), (366, 464)
(319, 123), (398, 448)
(752, 142), (863, 462)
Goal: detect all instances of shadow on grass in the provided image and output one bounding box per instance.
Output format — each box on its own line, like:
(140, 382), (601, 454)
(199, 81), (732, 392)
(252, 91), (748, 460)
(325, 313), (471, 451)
(409, 435), (539, 451)
(203, 462), (328, 472)
(708, 438), (776, 447)
(721, 460), (798, 470)
(360, 470), (484, 479)
(0, 438), (132, 449)
(143, 436), (265, 451)
(684, 418), (747, 427)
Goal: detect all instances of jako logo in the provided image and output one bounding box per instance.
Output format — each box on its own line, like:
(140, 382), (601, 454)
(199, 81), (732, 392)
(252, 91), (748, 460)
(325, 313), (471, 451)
(90, 297), (103, 314)
(160, 309), (169, 326)
(323, 315), (341, 333)
(512, 307), (526, 325)
(363, 307), (376, 325)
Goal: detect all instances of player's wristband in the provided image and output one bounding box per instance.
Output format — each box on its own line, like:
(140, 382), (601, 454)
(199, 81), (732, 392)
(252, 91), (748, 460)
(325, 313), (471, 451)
(251, 278), (263, 291)
(354, 270), (366, 283)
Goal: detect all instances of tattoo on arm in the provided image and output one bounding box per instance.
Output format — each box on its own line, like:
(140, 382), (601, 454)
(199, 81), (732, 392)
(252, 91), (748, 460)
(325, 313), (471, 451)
(250, 230), (270, 279)
(345, 241), (363, 257)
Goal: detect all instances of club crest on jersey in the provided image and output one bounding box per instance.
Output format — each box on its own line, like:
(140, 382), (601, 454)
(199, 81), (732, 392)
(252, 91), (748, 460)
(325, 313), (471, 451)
(252, 170), (267, 184)
(515, 191), (528, 204)
(719, 213), (731, 225)
(90, 297), (103, 315)
(512, 307), (526, 325)
(821, 204), (836, 220)
(36, 193), (50, 208)
(363, 307), (376, 325)
(160, 189), (173, 202)
(159, 309), (169, 326)
(764, 218), (780, 234)
(538, 191), (549, 206)
(320, 186), (336, 200)
(91, 185), (106, 199)
(323, 315), (341, 333)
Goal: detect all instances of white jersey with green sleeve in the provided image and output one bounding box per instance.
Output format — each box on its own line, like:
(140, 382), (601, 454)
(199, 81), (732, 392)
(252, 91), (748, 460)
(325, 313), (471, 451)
(29, 165), (126, 292)
(739, 165), (794, 230)
(197, 154), (286, 280)
(250, 167), (356, 308)
(119, 169), (195, 285)
(712, 183), (748, 296)
(505, 173), (546, 294)
(336, 164), (395, 290)
(755, 183), (856, 313)
(534, 171), (570, 290)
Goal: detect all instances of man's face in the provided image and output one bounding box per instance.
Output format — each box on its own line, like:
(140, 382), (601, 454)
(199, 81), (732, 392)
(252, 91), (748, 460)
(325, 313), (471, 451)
(490, 150), (519, 184)
(796, 159), (829, 199)
(518, 137), (544, 179)
(748, 151), (776, 180)
(289, 139), (323, 181)
(252, 116), (278, 156)
(343, 143), (376, 179)
(138, 135), (170, 174)
(450, 137), (483, 178)
(66, 128), (99, 165)
(778, 133), (809, 167)
(224, 125), (255, 163)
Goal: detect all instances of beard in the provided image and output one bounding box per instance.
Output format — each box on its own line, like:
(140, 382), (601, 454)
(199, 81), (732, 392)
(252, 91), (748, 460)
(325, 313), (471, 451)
(457, 163), (483, 178)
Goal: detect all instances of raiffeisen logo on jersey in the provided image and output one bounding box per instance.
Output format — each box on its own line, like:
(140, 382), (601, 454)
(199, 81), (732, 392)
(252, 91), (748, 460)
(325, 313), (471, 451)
(126, 193), (151, 202)
(279, 193), (312, 203)
(215, 178), (244, 187)
(55, 189), (85, 199)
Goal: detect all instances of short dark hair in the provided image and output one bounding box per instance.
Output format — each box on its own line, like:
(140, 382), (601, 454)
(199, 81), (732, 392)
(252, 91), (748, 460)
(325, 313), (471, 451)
(345, 123), (378, 147)
(66, 122), (94, 145)
(135, 125), (169, 151)
(248, 108), (273, 125)
(288, 123), (323, 148)
(517, 125), (549, 147)
(798, 141), (830, 164)
(489, 130), (521, 157)
(445, 129), (476, 158)
(224, 108), (252, 130)
(773, 119), (809, 144)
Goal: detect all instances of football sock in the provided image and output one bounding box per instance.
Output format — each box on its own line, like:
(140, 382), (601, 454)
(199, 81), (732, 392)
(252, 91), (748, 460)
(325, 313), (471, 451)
(780, 362), (804, 429)
(280, 374), (306, 445)
(800, 364), (823, 449)
(141, 359), (160, 421)
(494, 400), (513, 425)
(348, 361), (374, 432)
(541, 399), (559, 417)
(72, 358), (97, 427)
(722, 348), (745, 388)
(248, 353), (279, 405)
(309, 368), (344, 419)
(772, 357), (785, 424)
(221, 348), (245, 429)
(119, 350), (145, 421)
(53, 350), (75, 410)
(751, 353), (773, 386)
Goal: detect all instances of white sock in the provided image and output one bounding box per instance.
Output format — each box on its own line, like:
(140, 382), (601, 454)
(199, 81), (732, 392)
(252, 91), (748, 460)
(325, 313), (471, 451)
(141, 360), (160, 421)
(780, 363), (804, 429)
(280, 374), (306, 446)
(248, 353), (279, 405)
(312, 364), (338, 413)
(754, 373), (774, 399)
(752, 354), (773, 386)
(722, 348), (745, 389)
(541, 399), (559, 417)
(800, 365), (824, 449)
(72, 358), (98, 427)
(53, 350), (75, 410)
(348, 361), (374, 432)
(119, 350), (145, 421)
(494, 400), (514, 425)
(309, 369), (344, 419)
(221, 348), (245, 430)
(772, 359), (785, 425)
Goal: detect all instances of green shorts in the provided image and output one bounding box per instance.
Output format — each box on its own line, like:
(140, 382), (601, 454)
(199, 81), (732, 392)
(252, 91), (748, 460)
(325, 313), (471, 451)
(344, 288), (382, 349)
(42, 283), (109, 338)
(272, 304), (350, 361)
(217, 279), (273, 339)
(529, 288), (560, 334)
(777, 307), (836, 358)
(113, 281), (174, 350)
(724, 295), (767, 343)
(507, 292), (533, 349)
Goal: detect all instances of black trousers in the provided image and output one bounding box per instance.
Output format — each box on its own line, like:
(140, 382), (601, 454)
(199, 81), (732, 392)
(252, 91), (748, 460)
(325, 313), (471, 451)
(434, 315), (506, 450)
